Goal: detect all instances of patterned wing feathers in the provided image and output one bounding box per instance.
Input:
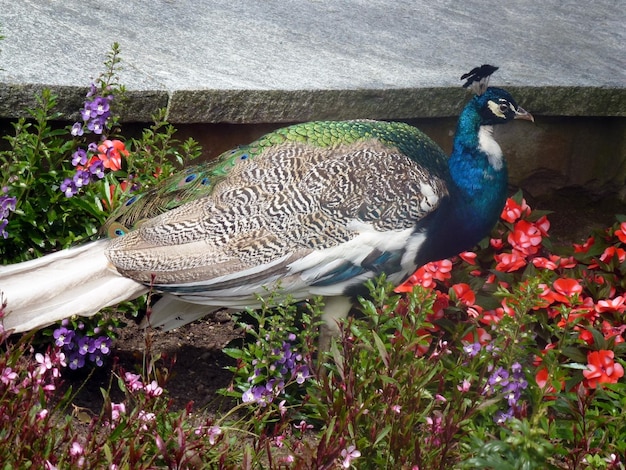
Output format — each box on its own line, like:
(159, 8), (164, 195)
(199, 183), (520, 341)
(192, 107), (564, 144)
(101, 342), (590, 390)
(105, 121), (450, 299)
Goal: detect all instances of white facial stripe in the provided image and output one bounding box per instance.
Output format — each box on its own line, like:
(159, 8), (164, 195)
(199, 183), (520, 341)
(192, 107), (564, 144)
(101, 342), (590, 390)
(487, 100), (506, 119)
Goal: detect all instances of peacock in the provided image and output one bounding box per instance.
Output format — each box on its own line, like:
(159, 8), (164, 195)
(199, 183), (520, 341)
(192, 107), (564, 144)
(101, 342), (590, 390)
(0, 65), (533, 350)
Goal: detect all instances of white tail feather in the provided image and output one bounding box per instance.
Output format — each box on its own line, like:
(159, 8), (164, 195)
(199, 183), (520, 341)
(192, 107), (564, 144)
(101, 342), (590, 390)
(0, 240), (147, 333)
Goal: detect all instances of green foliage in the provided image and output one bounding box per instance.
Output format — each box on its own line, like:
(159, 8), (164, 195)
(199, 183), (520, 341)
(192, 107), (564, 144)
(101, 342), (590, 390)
(0, 90), (102, 261)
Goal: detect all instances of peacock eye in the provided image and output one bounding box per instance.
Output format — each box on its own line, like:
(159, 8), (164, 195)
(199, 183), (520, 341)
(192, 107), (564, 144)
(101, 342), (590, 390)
(499, 103), (510, 113)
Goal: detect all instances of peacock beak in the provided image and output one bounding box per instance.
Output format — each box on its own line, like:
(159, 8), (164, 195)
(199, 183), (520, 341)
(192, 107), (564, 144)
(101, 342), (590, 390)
(513, 106), (534, 122)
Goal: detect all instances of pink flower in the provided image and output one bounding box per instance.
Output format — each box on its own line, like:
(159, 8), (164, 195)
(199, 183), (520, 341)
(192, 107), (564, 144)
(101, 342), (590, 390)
(274, 435), (285, 448)
(110, 402), (126, 427)
(1, 366), (17, 385)
(294, 420), (314, 433)
(340, 445), (361, 468)
(145, 380), (163, 397)
(70, 441), (84, 457)
(124, 372), (144, 392)
(457, 378), (471, 392)
(207, 425), (222, 445)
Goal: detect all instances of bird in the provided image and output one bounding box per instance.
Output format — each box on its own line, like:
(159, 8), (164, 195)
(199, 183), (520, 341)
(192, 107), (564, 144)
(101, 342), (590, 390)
(0, 65), (533, 351)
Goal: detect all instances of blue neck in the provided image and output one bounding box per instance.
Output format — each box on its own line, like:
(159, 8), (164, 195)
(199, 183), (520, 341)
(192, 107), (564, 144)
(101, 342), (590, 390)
(447, 97), (508, 242)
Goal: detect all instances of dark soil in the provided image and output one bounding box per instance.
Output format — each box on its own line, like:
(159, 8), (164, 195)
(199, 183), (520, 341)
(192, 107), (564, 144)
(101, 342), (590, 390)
(64, 187), (625, 417)
(65, 311), (242, 417)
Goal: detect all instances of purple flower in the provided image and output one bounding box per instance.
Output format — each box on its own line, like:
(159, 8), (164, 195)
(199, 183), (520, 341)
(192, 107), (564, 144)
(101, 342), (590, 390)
(60, 178), (78, 197)
(94, 336), (111, 354)
(0, 193), (16, 238)
(494, 408), (514, 424)
(71, 148), (88, 166)
(91, 96), (110, 116)
(70, 122), (84, 137)
(0, 194), (16, 216)
(73, 169), (91, 188)
(89, 352), (104, 367)
(295, 366), (309, 385)
(53, 327), (75, 347)
(88, 159), (105, 179)
(463, 342), (481, 357)
(67, 352), (85, 370)
(86, 83), (97, 98)
(488, 367), (510, 388)
(80, 107), (93, 121)
(77, 336), (96, 356)
(87, 116), (105, 135)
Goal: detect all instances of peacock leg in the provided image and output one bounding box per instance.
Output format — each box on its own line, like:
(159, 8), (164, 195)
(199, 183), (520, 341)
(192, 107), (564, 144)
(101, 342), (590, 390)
(319, 295), (353, 354)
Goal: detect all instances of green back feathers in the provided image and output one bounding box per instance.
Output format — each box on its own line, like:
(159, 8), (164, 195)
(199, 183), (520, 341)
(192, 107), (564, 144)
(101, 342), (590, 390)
(103, 120), (447, 238)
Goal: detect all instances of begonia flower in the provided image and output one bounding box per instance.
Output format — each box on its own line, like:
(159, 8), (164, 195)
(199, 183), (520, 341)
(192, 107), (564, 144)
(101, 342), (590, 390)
(583, 349), (624, 389)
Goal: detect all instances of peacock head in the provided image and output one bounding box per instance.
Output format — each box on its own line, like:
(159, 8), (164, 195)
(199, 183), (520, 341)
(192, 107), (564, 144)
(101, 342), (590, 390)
(476, 87), (534, 125)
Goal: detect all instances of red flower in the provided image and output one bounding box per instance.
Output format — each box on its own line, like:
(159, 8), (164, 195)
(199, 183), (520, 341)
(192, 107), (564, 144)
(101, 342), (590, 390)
(600, 246), (626, 264)
(500, 197), (530, 223)
(97, 139), (128, 171)
(535, 215), (550, 237)
(396, 259), (453, 292)
(578, 328), (594, 345)
(533, 342), (557, 366)
(480, 307), (504, 325)
(494, 250), (527, 272)
(490, 238), (504, 250)
(532, 254), (577, 271)
(427, 259), (453, 281)
(396, 266), (432, 292)
(532, 256), (558, 270)
(451, 283), (476, 307)
(596, 296), (626, 314)
(557, 256), (577, 269)
(549, 278), (583, 304)
(508, 220), (543, 256)
(459, 251), (477, 265)
(535, 366), (563, 395)
(462, 327), (491, 345)
(573, 237), (594, 253)
(615, 221), (626, 244)
(583, 350), (624, 389)
(601, 320), (626, 344)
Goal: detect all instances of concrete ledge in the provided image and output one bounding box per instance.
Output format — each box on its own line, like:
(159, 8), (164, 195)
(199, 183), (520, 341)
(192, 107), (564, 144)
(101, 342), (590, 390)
(0, 85), (624, 124)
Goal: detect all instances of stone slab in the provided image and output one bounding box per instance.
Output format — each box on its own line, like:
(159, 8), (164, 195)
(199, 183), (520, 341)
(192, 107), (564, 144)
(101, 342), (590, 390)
(0, 0), (624, 123)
